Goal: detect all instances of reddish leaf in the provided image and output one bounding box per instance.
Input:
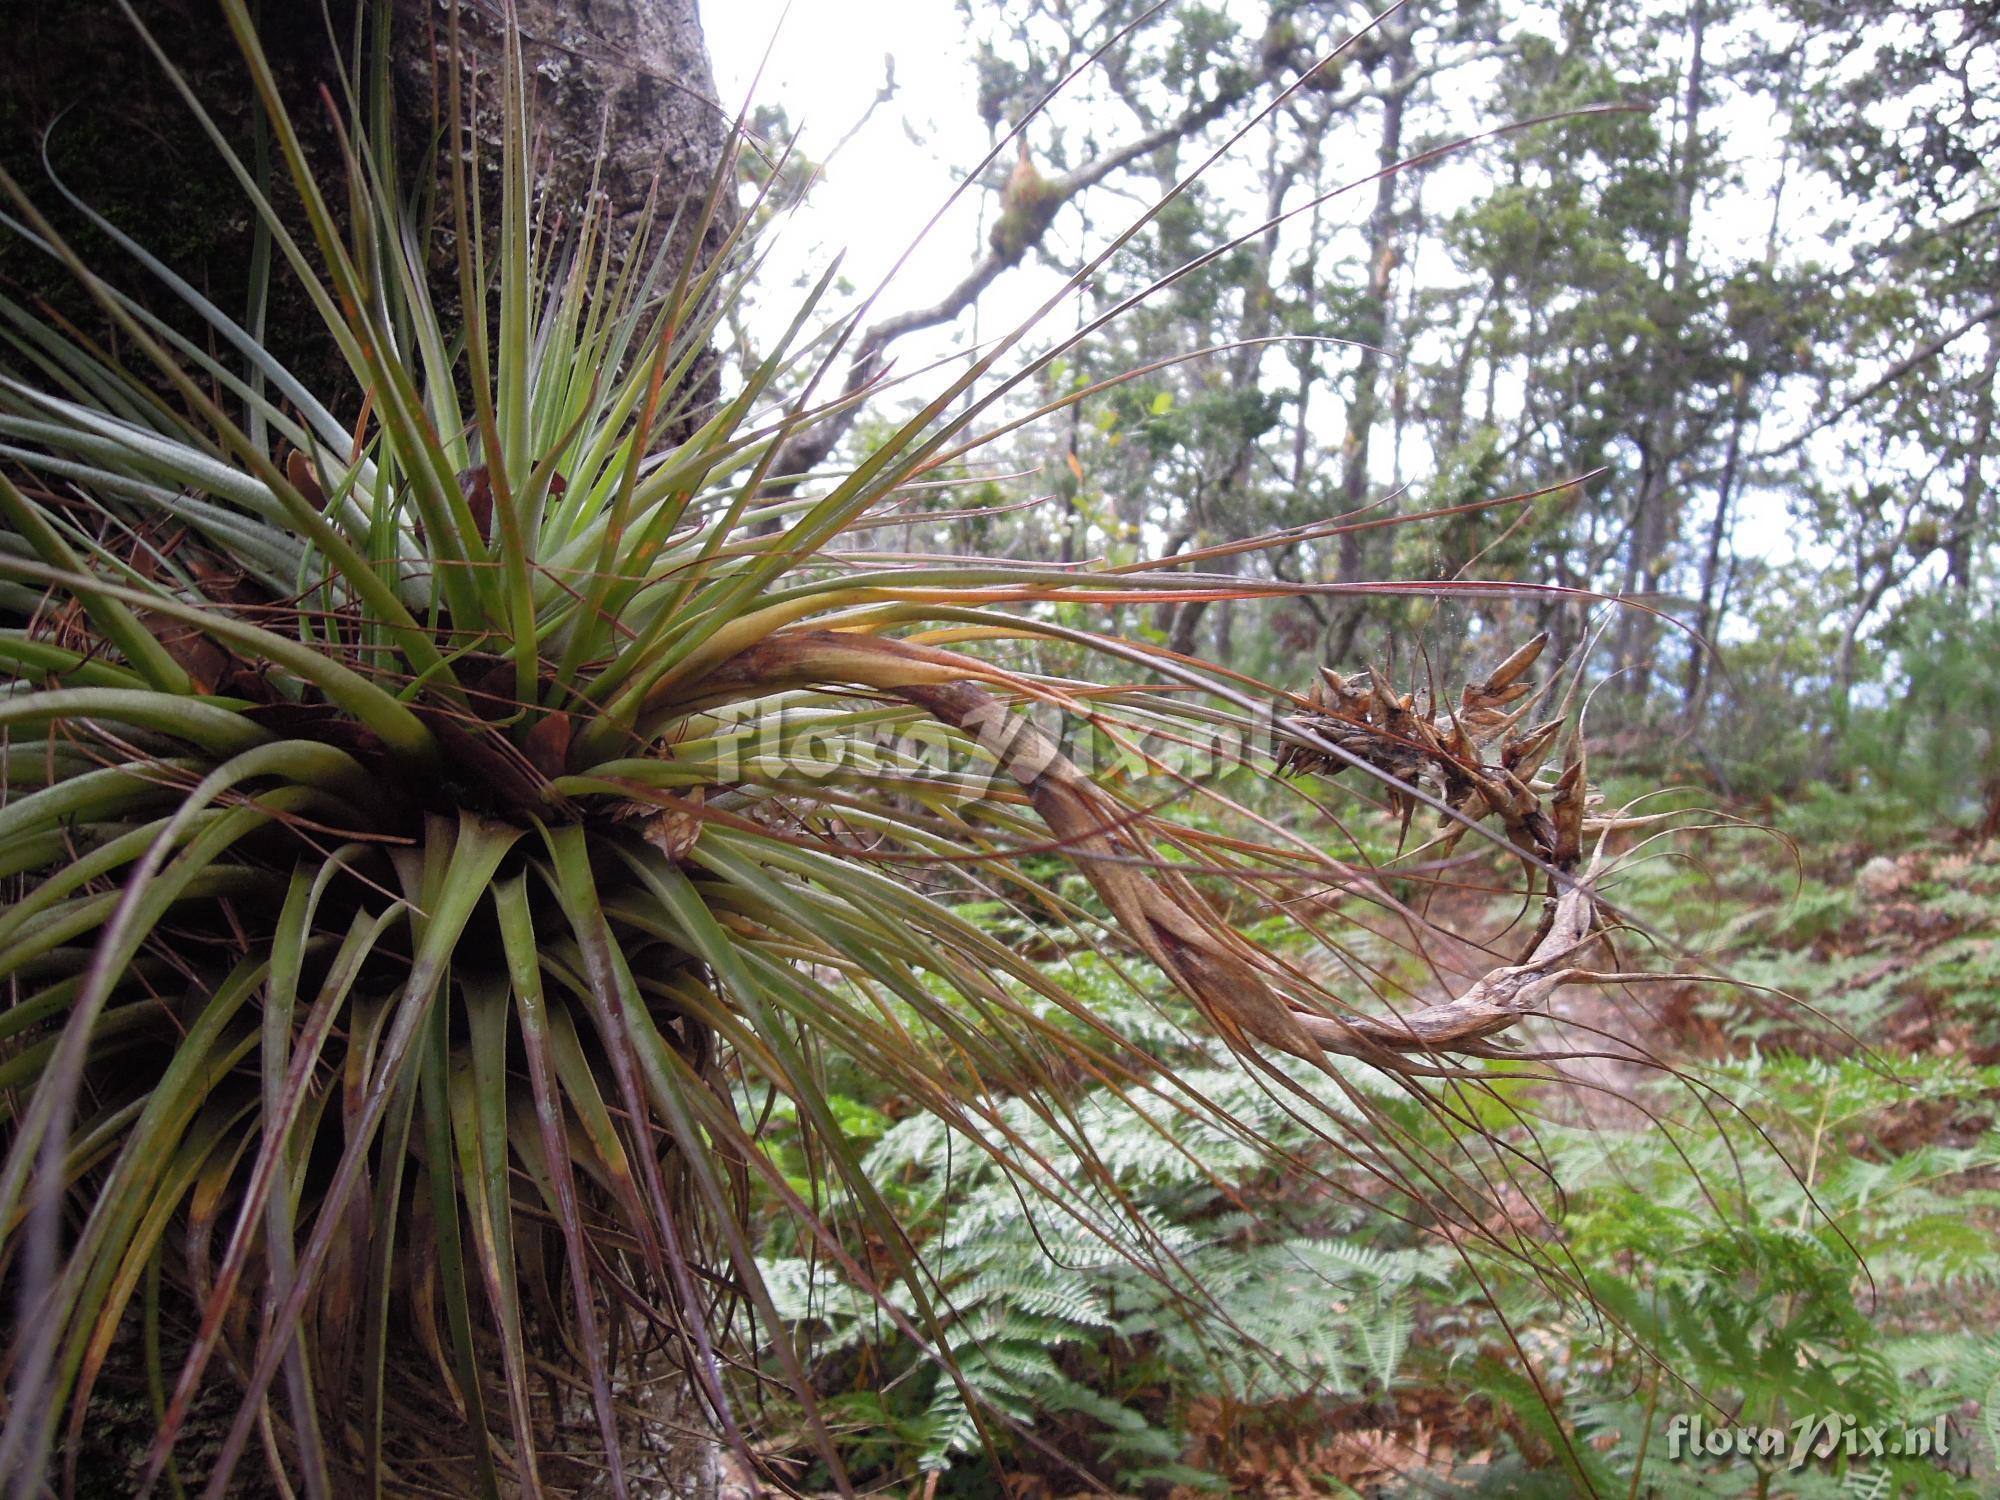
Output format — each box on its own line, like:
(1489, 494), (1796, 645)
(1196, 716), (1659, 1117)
(136, 612), (235, 695)
(522, 710), (572, 780)
(457, 465), (494, 543)
(285, 449), (329, 511)
(412, 705), (544, 810)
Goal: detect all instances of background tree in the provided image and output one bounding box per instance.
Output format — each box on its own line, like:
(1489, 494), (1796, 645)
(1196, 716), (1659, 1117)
(746, 0), (1996, 808)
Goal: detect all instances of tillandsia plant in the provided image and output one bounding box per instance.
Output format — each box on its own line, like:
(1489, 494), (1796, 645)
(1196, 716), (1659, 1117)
(0, 5), (1674, 1498)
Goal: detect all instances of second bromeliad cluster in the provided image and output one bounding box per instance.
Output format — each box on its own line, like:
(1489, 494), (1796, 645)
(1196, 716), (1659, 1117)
(1276, 631), (1592, 877)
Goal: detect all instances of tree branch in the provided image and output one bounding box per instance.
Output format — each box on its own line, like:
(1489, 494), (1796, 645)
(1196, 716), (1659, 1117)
(760, 18), (1503, 504)
(1754, 298), (2000, 463)
(763, 79), (1256, 496)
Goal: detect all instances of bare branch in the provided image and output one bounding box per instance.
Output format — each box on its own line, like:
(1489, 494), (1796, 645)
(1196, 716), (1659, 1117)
(1754, 298), (2000, 463)
(762, 73), (1261, 496)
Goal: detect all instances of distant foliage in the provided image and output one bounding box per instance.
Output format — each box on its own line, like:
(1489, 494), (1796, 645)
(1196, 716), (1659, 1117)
(1844, 596), (2000, 828)
(750, 834), (2000, 1493)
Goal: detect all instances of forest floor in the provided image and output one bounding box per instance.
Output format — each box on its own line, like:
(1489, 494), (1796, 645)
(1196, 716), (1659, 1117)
(764, 802), (2000, 1499)
(1158, 816), (2000, 1499)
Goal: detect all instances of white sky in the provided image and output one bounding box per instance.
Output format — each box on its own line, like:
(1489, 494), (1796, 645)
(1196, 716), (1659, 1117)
(706, 3), (1059, 354)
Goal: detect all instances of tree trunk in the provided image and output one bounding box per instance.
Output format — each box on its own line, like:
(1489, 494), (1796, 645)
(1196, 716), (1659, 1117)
(2, 0), (735, 404)
(1321, 14), (1413, 668)
(398, 0), (735, 264)
(1609, 0), (1708, 704)
(1166, 130), (1297, 661)
(1945, 316), (1999, 589)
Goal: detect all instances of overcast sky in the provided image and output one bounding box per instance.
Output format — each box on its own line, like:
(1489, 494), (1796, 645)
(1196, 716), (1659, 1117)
(706, 3), (1054, 342)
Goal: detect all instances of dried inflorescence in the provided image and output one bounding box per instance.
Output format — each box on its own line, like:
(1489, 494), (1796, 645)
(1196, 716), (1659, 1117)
(1276, 631), (1591, 876)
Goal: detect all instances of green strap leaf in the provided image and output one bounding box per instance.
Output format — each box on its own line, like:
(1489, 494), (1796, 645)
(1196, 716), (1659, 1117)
(0, 470), (190, 692)
(494, 876), (631, 1500)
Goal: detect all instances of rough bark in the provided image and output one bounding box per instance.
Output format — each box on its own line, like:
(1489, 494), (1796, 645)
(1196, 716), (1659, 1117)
(404, 0), (738, 441)
(1, 0), (736, 407)
(0, 0), (361, 390)
(397, 0), (735, 264)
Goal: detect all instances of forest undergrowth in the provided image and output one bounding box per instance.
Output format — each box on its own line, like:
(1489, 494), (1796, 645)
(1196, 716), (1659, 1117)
(746, 780), (2000, 1500)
